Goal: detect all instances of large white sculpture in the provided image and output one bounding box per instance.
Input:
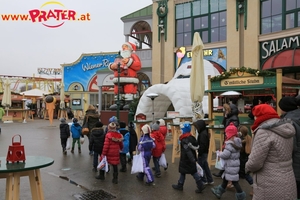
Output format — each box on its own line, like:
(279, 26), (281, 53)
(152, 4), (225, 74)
(135, 60), (221, 120)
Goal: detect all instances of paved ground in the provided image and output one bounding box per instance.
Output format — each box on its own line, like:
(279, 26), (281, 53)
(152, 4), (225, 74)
(0, 119), (253, 200)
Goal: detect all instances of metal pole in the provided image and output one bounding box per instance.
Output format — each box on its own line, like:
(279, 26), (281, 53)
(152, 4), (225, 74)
(151, 98), (155, 123)
(117, 62), (121, 121)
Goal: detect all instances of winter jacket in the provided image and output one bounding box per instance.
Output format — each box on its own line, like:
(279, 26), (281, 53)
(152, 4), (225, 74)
(150, 130), (166, 157)
(178, 133), (198, 174)
(245, 118), (297, 200)
(89, 127), (105, 154)
(82, 109), (100, 136)
(102, 131), (123, 165)
(194, 120), (210, 156)
(159, 125), (168, 139)
(71, 123), (82, 139)
(59, 123), (70, 139)
(219, 137), (242, 181)
(129, 127), (138, 152)
(138, 134), (155, 162)
(119, 128), (130, 154)
(223, 104), (240, 128)
(281, 109), (300, 182)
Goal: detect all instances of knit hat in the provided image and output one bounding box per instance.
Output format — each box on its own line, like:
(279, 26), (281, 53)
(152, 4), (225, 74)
(225, 122), (238, 140)
(95, 121), (103, 128)
(73, 118), (78, 123)
(253, 104), (279, 118)
(109, 116), (118, 123)
(279, 96), (298, 112)
(141, 124), (151, 134)
(181, 122), (191, 134)
(108, 122), (117, 131)
(151, 123), (160, 131)
(158, 119), (165, 126)
(123, 42), (136, 52)
(60, 118), (66, 123)
(119, 121), (126, 128)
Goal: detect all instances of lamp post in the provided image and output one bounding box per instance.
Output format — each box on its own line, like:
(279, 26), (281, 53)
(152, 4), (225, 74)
(115, 55), (123, 121)
(146, 93), (159, 123)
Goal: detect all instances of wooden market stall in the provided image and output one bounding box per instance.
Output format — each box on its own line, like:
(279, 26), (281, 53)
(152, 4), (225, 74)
(205, 68), (300, 168)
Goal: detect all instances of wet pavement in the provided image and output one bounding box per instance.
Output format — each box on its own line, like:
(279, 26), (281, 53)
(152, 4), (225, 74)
(0, 119), (253, 200)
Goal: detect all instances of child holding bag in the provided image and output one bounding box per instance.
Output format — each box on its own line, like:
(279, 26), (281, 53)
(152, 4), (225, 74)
(211, 122), (246, 200)
(136, 124), (156, 186)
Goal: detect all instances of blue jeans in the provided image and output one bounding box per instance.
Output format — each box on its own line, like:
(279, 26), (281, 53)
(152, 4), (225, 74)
(245, 173), (253, 185)
(93, 152), (99, 169)
(178, 172), (202, 185)
(198, 153), (213, 183)
(152, 156), (161, 175)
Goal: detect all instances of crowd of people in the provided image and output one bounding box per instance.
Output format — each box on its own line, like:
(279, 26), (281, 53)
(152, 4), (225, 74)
(58, 97), (300, 199)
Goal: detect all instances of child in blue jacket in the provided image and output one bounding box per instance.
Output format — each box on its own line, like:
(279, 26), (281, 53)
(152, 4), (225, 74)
(71, 118), (82, 153)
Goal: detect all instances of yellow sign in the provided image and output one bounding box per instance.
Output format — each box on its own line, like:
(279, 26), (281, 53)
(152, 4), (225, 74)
(221, 77), (264, 87)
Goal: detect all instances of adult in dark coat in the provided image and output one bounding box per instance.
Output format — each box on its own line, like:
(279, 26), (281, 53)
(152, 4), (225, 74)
(194, 119), (213, 185)
(89, 121), (105, 179)
(128, 121), (138, 163)
(172, 123), (206, 193)
(59, 118), (70, 154)
(279, 96), (300, 199)
(82, 105), (100, 155)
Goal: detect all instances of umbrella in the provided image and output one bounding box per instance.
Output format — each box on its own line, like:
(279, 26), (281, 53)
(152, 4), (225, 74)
(190, 32), (205, 120)
(1, 78), (12, 116)
(60, 82), (65, 109)
(220, 91), (241, 96)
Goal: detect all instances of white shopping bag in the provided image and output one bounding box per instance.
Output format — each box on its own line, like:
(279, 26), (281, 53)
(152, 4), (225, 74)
(80, 137), (85, 144)
(215, 154), (225, 170)
(66, 138), (71, 150)
(159, 153), (168, 168)
(131, 153), (144, 174)
(97, 156), (109, 172)
(196, 162), (204, 177)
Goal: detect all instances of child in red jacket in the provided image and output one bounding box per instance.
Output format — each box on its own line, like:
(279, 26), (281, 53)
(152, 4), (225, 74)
(150, 122), (166, 177)
(101, 122), (123, 184)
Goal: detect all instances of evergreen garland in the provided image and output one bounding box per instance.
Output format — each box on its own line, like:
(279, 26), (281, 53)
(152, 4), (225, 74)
(210, 66), (276, 82)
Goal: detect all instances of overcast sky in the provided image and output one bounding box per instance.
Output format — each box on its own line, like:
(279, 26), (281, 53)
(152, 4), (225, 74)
(0, 0), (152, 77)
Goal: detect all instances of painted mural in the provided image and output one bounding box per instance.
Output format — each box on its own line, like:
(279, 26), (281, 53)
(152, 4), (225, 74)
(62, 53), (118, 92)
(175, 47), (227, 72)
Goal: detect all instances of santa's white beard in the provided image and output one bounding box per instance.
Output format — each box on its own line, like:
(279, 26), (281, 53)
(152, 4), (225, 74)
(121, 50), (131, 58)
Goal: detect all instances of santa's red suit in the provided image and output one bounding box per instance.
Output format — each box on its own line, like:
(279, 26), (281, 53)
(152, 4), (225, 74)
(109, 42), (141, 97)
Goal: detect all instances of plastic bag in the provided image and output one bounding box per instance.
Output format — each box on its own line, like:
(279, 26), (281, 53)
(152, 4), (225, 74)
(97, 156), (108, 172)
(196, 162), (204, 177)
(66, 138), (71, 150)
(215, 153), (225, 170)
(80, 136), (85, 144)
(159, 153), (168, 168)
(131, 153), (144, 174)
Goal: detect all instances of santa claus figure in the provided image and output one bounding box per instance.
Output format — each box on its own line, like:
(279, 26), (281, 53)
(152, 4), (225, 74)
(109, 42), (141, 101)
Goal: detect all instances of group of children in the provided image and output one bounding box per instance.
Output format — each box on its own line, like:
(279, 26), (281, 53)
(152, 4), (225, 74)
(59, 115), (252, 199)
(170, 120), (252, 200)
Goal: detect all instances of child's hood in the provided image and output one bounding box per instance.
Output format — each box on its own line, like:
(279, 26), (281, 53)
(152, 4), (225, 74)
(107, 131), (123, 142)
(225, 137), (242, 150)
(72, 123), (81, 130)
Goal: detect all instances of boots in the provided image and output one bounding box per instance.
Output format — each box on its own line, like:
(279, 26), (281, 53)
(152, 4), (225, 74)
(112, 172), (118, 184)
(195, 180), (206, 193)
(172, 182), (183, 191)
(235, 191), (246, 200)
(71, 148), (74, 153)
(78, 148), (81, 153)
(213, 170), (224, 178)
(211, 185), (226, 199)
(96, 170), (105, 180)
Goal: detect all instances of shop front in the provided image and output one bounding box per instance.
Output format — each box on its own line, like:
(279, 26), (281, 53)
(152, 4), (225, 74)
(206, 68), (300, 124)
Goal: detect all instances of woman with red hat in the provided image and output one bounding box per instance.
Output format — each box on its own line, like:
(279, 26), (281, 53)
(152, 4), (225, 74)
(246, 104), (297, 199)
